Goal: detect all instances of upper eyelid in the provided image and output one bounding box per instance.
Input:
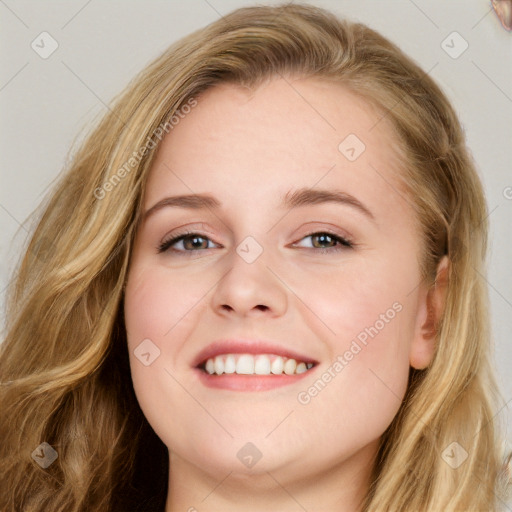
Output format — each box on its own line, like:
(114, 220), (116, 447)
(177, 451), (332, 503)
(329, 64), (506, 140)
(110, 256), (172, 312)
(162, 221), (353, 241)
(160, 223), (216, 241)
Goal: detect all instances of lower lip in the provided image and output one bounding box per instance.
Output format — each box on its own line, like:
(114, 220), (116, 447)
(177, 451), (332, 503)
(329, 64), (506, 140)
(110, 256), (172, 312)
(194, 368), (314, 391)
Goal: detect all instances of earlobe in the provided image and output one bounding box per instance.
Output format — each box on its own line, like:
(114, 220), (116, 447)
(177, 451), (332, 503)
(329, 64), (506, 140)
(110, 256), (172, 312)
(410, 256), (450, 370)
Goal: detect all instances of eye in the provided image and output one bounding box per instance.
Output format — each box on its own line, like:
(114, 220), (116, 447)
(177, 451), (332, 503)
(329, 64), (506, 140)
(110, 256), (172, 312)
(158, 232), (219, 254)
(157, 230), (353, 255)
(294, 232), (353, 253)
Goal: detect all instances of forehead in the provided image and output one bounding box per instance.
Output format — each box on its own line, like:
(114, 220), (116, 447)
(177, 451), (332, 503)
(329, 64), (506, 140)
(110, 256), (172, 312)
(144, 77), (410, 219)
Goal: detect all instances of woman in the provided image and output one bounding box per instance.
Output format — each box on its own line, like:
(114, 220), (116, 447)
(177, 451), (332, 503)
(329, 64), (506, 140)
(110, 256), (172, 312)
(1, 3), (510, 511)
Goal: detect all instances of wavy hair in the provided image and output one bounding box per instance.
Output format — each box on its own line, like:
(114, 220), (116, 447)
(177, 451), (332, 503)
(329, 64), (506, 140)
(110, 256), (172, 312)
(1, 3), (509, 511)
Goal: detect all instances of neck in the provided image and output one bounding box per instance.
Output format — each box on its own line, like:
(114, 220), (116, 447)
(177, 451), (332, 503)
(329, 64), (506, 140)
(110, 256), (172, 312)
(165, 441), (377, 512)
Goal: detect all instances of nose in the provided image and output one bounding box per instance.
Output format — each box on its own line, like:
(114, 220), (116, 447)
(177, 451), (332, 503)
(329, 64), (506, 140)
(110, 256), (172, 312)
(211, 247), (288, 319)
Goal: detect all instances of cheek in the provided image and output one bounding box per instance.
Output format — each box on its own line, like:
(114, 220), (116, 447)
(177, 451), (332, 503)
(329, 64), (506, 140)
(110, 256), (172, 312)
(123, 264), (203, 424)
(291, 257), (417, 428)
(124, 263), (212, 347)
(124, 264), (210, 452)
(295, 300), (414, 455)
(292, 254), (416, 355)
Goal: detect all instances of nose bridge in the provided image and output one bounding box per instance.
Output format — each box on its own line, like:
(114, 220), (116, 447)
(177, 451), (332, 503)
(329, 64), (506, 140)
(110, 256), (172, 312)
(211, 236), (288, 317)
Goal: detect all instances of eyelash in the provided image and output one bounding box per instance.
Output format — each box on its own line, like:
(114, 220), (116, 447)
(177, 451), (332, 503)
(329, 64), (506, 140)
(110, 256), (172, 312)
(157, 230), (354, 255)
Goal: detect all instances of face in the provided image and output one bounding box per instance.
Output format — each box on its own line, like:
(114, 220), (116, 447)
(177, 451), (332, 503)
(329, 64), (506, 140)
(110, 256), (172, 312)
(124, 77), (431, 487)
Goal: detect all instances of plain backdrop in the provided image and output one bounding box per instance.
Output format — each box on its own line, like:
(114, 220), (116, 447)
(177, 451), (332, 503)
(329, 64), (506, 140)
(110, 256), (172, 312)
(1, 0), (511, 458)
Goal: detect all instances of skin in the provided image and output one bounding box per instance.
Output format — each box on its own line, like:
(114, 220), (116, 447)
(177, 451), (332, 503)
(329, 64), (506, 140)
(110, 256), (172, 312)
(124, 76), (448, 512)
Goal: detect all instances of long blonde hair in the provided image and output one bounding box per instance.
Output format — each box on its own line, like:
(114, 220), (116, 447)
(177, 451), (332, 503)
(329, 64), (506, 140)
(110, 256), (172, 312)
(1, 4), (509, 511)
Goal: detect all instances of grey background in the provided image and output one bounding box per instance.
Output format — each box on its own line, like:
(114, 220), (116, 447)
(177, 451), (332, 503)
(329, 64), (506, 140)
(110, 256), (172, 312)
(1, 0), (511, 466)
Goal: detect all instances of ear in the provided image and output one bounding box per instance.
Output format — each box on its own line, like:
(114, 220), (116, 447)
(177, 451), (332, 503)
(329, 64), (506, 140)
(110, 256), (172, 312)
(409, 255), (450, 370)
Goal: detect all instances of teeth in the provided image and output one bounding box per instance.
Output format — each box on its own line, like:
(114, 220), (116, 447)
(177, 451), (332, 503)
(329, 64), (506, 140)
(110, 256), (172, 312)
(214, 356), (224, 375)
(202, 354), (314, 376)
(296, 362), (307, 374)
(271, 357), (284, 374)
(236, 354), (254, 374)
(283, 358), (297, 375)
(224, 354), (236, 374)
(254, 355), (271, 375)
(205, 358), (215, 375)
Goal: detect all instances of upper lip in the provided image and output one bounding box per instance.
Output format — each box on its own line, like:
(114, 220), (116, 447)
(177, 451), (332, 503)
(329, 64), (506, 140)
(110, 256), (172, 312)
(192, 339), (318, 368)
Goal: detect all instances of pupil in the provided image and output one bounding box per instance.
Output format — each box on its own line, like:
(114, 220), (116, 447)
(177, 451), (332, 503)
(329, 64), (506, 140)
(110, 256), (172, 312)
(186, 236), (206, 250)
(314, 234), (333, 248)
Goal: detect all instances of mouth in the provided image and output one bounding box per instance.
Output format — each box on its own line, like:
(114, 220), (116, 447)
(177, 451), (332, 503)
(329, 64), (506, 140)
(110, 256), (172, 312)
(199, 353), (316, 376)
(192, 340), (318, 391)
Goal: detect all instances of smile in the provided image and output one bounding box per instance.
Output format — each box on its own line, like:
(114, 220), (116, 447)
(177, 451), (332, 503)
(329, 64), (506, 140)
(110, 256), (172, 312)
(201, 353), (315, 376)
(192, 339), (318, 391)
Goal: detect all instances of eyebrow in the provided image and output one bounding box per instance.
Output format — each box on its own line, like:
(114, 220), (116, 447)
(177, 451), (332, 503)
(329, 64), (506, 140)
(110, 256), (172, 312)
(142, 188), (375, 222)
